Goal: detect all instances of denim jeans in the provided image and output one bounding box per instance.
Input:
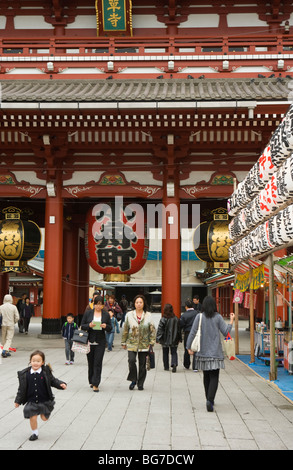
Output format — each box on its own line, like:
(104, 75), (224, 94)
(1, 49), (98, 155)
(105, 332), (114, 350)
(64, 339), (74, 361)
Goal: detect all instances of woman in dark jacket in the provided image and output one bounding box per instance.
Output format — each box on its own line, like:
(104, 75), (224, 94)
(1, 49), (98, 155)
(156, 303), (181, 372)
(22, 297), (34, 334)
(104, 294), (123, 321)
(81, 295), (112, 392)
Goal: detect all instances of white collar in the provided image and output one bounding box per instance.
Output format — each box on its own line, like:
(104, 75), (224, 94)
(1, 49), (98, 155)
(30, 367), (42, 374)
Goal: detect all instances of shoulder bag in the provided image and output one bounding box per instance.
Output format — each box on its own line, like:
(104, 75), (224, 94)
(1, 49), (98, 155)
(191, 313), (202, 352)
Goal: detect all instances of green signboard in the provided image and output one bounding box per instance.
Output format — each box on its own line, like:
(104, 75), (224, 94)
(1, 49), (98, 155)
(96, 0), (132, 36)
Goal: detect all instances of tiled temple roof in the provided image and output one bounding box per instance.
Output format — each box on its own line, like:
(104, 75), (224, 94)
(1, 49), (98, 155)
(0, 78), (291, 103)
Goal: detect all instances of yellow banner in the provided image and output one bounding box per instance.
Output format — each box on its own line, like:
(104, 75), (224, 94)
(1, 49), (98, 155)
(234, 264), (264, 292)
(250, 264), (265, 290)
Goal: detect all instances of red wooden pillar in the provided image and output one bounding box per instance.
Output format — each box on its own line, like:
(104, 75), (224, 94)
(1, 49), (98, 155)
(0, 273), (9, 302)
(41, 179), (63, 335)
(61, 224), (79, 320)
(161, 163), (181, 317)
(77, 233), (90, 325)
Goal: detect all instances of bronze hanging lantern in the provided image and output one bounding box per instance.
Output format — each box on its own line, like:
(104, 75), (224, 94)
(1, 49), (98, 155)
(0, 207), (42, 273)
(194, 208), (232, 273)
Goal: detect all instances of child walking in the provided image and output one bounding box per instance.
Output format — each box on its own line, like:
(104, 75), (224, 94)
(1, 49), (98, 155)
(14, 350), (67, 441)
(61, 313), (78, 364)
(106, 309), (120, 351)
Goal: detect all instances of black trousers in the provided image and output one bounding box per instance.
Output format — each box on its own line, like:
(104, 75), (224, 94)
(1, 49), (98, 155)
(23, 317), (31, 332)
(127, 351), (148, 387)
(203, 369), (220, 403)
(87, 341), (106, 387)
(183, 331), (195, 369)
(162, 346), (178, 369)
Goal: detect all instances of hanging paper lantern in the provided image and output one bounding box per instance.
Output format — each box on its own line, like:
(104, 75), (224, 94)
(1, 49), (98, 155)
(258, 145), (276, 185)
(259, 175), (278, 216)
(270, 104), (293, 166)
(85, 202), (149, 281)
(0, 207), (41, 273)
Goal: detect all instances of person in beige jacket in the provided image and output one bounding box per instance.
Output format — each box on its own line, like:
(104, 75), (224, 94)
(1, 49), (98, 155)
(121, 295), (156, 390)
(0, 294), (19, 358)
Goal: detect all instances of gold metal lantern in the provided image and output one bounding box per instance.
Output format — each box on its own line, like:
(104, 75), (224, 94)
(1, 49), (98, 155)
(194, 208), (232, 273)
(0, 207), (41, 272)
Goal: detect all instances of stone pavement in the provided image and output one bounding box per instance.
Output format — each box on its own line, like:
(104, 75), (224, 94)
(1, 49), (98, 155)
(1, 315), (293, 451)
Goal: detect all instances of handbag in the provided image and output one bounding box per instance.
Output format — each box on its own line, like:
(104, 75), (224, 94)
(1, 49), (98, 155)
(72, 329), (89, 344)
(191, 313), (202, 352)
(147, 345), (155, 369)
(71, 341), (90, 354)
(223, 333), (236, 360)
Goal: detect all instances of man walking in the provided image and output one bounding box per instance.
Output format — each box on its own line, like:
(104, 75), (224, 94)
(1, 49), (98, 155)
(0, 294), (19, 358)
(179, 299), (198, 370)
(192, 294), (202, 313)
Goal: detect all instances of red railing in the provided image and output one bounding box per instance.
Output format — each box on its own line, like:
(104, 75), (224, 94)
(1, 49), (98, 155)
(0, 34), (292, 57)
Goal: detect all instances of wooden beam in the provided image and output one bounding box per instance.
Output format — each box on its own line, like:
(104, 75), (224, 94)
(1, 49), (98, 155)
(268, 253), (277, 381)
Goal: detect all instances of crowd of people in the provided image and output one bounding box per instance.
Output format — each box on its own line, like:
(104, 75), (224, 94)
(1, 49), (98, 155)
(0, 290), (234, 441)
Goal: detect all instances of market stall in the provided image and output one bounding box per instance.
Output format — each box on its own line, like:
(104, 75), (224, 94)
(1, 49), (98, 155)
(228, 103), (293, 380)
(275, 256), (293, 375)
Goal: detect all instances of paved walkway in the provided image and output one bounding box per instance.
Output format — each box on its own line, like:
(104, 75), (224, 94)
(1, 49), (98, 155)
(1, 315), (293, 451)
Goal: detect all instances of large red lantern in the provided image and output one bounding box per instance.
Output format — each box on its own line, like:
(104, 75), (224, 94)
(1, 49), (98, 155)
(85, 201), (149, 281)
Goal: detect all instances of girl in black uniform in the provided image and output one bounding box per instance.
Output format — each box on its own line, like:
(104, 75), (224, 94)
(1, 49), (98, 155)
(14, 350), (67, 441)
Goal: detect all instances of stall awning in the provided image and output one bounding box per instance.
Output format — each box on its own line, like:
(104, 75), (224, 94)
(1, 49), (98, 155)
(233, 257), (284, 280)
(205, 272), (234, 289)
(275, 254), (293, 275)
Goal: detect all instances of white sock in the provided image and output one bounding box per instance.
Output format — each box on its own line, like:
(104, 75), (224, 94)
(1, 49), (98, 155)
(32, 429), (38, 436)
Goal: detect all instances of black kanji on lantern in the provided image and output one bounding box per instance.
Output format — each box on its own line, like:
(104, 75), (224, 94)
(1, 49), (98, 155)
(94, 208), (137, 272)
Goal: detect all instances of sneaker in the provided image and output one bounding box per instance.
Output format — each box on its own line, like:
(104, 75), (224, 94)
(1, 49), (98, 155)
(65, 360), (70, 365)
(70, 361), (74, 364)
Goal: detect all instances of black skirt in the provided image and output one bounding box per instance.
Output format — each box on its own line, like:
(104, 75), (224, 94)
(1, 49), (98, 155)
(23, 400), (55, 419)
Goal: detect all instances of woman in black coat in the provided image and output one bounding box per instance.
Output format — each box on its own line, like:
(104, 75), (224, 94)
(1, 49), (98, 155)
(22, 297), (34, 334)
(81, 295), (112, 392)
(156, 303), (181, 372)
